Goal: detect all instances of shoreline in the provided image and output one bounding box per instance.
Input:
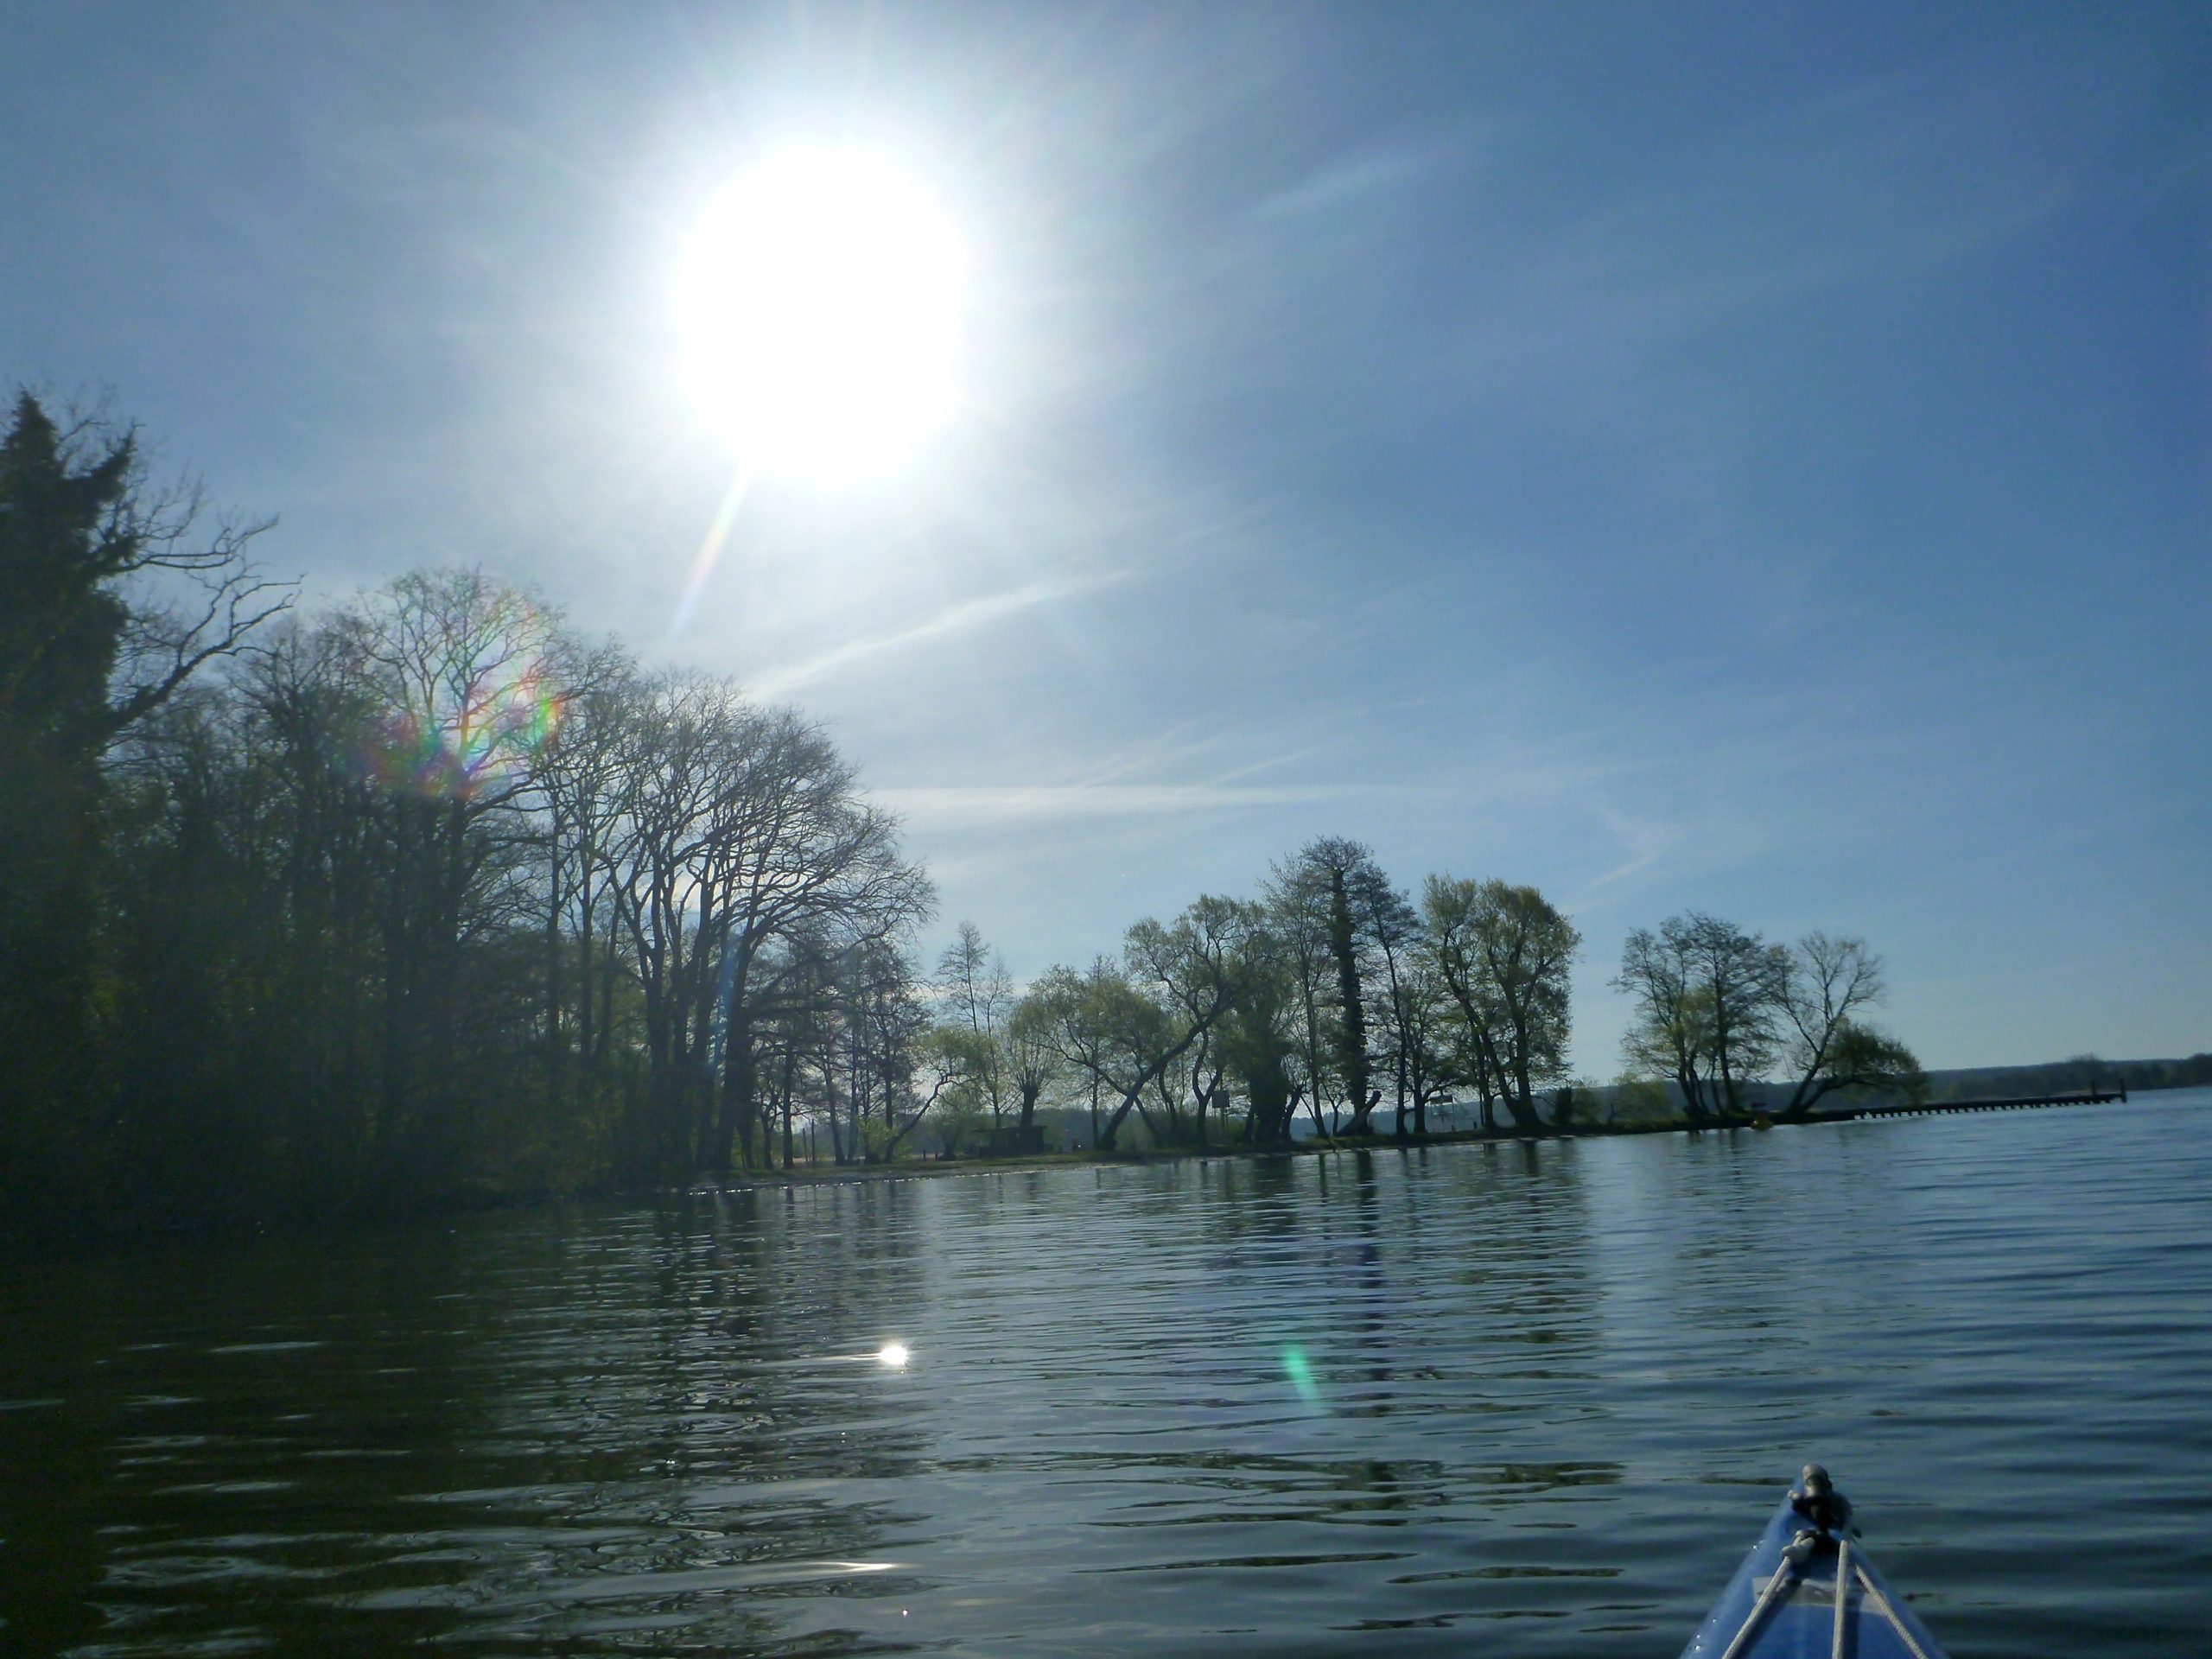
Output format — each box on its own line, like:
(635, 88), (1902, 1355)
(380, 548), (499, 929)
(12, 1090), (2148, 1255)
(687, 1110), (1789, 1193)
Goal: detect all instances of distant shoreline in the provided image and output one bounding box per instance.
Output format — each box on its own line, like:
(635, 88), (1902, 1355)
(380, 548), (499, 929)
(691, 1084), (2155, 1193)
(11, 1086), (2196, 1258)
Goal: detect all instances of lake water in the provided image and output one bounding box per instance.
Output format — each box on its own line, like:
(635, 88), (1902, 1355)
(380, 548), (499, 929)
(3, 1089), (2208, 1657)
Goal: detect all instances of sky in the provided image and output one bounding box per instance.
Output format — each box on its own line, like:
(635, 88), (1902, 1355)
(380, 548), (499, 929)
(4, 2), (2207, 1075)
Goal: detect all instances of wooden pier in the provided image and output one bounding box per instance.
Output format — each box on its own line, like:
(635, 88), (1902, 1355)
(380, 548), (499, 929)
(1810, 1086), (2126, 1123)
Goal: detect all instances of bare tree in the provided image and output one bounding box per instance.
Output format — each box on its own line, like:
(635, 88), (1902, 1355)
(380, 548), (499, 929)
(532, 639), (639, 1112)
(1615, 912), (1789, 1122)
(602, 671), (732, 1176)
(1776, 933), (1922, 1116)
(1348, 870), (1424, 1136)
(1423, 877), (1580, 1131)
(936, 921), (1014, 1140)
(1020, 959), (1124, 1149)
(1389, 952), (1462, 1137)
(1263, 853), (1338, 1135)
(699, 709), (931, 1173)
(1002, 989), (1065, 1152)
(331, 569), (572, 1161)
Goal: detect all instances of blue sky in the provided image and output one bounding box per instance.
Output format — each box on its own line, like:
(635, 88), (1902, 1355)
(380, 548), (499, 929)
(4, 3), (2206, 1073)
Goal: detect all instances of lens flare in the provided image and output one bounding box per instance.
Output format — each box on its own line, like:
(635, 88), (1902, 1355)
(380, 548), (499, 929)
(1281, 1346), (1319, 1406)
(359, 599), (567, 800)
(668, 462), (753, 642)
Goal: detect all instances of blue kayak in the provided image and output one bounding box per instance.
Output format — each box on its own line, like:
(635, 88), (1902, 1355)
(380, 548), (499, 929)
(1680, 1466), (1948, 1659)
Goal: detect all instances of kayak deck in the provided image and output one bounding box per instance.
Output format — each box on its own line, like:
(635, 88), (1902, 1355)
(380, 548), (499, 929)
(1680, 1466), (1948, 1659)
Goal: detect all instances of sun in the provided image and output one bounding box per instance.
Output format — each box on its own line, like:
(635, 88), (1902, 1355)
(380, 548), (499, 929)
(675, 149), (964, 480)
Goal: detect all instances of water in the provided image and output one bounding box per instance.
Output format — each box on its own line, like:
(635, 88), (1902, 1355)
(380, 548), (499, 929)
(3, 1090), (2209, 1657)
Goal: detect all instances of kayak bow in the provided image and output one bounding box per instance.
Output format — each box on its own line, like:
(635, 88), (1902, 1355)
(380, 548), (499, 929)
(1680, 1465), (1949, 1659)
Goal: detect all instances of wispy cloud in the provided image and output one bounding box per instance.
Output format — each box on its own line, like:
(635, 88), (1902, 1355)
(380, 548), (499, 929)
(1571, 803), (1680, 906)
(877, 780), (1447, 829)
(748, 572), (1127, 700)
(1249, 140), (1449, 222)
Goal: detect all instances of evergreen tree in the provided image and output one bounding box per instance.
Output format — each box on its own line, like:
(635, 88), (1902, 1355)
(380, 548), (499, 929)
(0, 393), (282, 1223)
(0, 396), (140, 1156)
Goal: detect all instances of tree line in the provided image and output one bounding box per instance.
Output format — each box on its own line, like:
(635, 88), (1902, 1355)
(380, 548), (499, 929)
(1, 392), (1928, 1239)
(927, 865), (1926, 1159)
(926, 843), (1585, 1159)
(1919, 1052), (2212, 1103)
(3, 392), (949, 1232)
(1611, 912), (1923, 1123)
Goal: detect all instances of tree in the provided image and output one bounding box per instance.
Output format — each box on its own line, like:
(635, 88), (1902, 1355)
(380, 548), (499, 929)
(602, 671), (738, 1177)
(0, 518), (954, 1231)
(1002, 990), (1065, 1153)
(0, 394), (287, 757)
(830, 941), (931, 1162)
(334, 569), (573, 1173)
(1268, 838), (1402, 1135)
(599, 673), (931, 1176)
(1327, 862), (1376, 1134)
(1018, 963), (1119, 1150)
(1614, 924), (1707, 1122)
(0, 393), (285, 1214)
(936, 921), (1013, 1141)
(1615, 915), (1918, 1122)
(1122, 897), (1255, 1148)
(696, 707), (931, 1174)
(1216, 911), (1306, 1146)
(1775, 933), (1923, 1116)
(1614, 912), (1786, 1123)
(1608, 1071), (1675, 1124)
(79, 569), (598, 1222)
(1346, 869), (1424, 1136)
(2063, 1052), (2107, 1092)
(1020, 901), (1252, 1152)
(1043, 961), (1166, 1149)
(534, 640), (644, 1118)
(1423, 877), (1580, 1131)
(1388, 953), (1463, 1138)
(895, 1023), (987, 1159)
(1263, 851), (1338, 1135)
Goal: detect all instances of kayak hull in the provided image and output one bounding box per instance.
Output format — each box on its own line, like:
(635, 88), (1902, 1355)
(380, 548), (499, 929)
(1679, 1477), (1948, 1659)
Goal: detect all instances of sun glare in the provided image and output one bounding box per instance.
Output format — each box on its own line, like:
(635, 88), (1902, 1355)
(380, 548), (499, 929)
(675, 149), (963, 479)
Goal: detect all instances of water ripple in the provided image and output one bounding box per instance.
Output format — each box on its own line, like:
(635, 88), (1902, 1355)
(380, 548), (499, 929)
(2, 1091), (2208, 1655)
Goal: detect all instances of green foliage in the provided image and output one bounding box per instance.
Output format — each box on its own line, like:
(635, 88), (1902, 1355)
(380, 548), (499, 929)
(1422, 876), (1580, 1131)
(1608, 1073), (1675, 1124)
(1615, 915), (1925, 1122)
(920, 1026), (995, 1155)
(1217, 916), (1304, 1145)
(1817, 1021), (1925, 1104)
(1615, 912), (1789, 1122)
